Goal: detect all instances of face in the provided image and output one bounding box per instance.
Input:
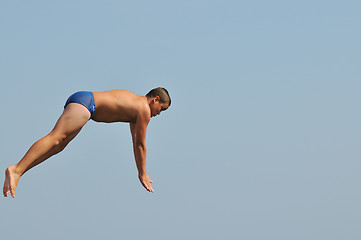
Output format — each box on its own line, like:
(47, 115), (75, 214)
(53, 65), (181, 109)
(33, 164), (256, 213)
(150, 98), (169, 118)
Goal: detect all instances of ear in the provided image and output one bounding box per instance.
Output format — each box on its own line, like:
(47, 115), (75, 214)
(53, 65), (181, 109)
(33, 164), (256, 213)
(154, 96), (160, 102)
(151, 96), (159, 104)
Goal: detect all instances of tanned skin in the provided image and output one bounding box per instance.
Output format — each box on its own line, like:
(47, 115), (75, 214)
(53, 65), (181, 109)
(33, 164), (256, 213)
(3, 90), (170, 197)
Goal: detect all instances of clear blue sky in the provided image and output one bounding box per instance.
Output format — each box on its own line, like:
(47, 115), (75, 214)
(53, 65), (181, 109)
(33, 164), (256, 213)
(1, 1), (360, 239)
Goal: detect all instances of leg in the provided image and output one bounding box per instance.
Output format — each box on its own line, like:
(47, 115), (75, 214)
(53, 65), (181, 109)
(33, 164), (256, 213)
(23, 129), (81, 174)
(3, 103), (91, 198)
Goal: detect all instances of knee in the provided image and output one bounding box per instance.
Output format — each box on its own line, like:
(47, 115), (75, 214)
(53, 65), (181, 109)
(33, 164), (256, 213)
(54, 137), (69, 153)
(48, 133), (67, 148)
(53, 134), (67, 145)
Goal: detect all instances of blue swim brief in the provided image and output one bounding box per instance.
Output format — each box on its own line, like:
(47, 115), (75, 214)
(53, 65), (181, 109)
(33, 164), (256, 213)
(64, 91), (96, 117)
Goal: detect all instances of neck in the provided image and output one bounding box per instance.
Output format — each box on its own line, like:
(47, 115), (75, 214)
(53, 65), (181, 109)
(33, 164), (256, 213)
(145, 96), (153, 104)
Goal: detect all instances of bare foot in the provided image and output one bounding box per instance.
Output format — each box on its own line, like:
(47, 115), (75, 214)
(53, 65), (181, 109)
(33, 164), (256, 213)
(3, 166), (21, 198)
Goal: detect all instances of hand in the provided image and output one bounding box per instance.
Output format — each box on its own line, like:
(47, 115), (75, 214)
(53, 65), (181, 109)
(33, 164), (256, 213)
(138, 173), (154, 192)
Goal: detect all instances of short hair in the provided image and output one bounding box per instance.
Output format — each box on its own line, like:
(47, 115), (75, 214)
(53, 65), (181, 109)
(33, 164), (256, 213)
(146, 87), (171, 106)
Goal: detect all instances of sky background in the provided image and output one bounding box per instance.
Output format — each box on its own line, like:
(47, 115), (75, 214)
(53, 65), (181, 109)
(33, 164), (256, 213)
(1, 1), (361, 239)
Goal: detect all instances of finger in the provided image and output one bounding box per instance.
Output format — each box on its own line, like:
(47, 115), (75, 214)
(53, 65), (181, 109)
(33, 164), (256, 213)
(148, 183), (154, 193)
(141, 181), (150, 192)
(144, 182), (153, 192)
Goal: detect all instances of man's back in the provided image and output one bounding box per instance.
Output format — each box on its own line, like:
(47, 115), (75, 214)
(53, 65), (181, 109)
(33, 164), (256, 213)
(92, 90), (149, 123)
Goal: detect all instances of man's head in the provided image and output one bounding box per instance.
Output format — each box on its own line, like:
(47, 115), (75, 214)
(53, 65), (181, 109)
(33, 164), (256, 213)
(146, 87), (171, 117)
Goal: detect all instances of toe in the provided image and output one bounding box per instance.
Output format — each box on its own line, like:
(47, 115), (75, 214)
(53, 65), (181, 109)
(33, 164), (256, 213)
(3, 185), (9, 197)
(9, 187), (15, 198)
(3, 189), (9, 197)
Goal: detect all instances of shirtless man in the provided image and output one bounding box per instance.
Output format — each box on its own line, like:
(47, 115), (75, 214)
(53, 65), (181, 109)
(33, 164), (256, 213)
(3, 87), (171, 197)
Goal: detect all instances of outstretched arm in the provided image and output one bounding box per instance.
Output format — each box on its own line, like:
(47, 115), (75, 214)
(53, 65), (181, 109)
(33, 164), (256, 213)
(130, 115), (154, 192)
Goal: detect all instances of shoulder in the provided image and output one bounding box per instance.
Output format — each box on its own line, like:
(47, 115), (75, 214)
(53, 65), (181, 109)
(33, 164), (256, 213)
(134, 97), (151, 123)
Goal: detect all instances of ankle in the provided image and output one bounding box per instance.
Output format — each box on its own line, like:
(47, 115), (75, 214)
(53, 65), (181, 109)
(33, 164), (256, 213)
(8, 165), (22, 176)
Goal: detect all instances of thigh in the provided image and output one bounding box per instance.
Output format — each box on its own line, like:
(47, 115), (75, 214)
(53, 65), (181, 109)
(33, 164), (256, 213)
(51, 103), (91, 137)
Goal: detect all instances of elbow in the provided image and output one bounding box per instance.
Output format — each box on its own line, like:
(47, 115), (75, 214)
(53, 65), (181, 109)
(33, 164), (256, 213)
(134, 141), (146, 151)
